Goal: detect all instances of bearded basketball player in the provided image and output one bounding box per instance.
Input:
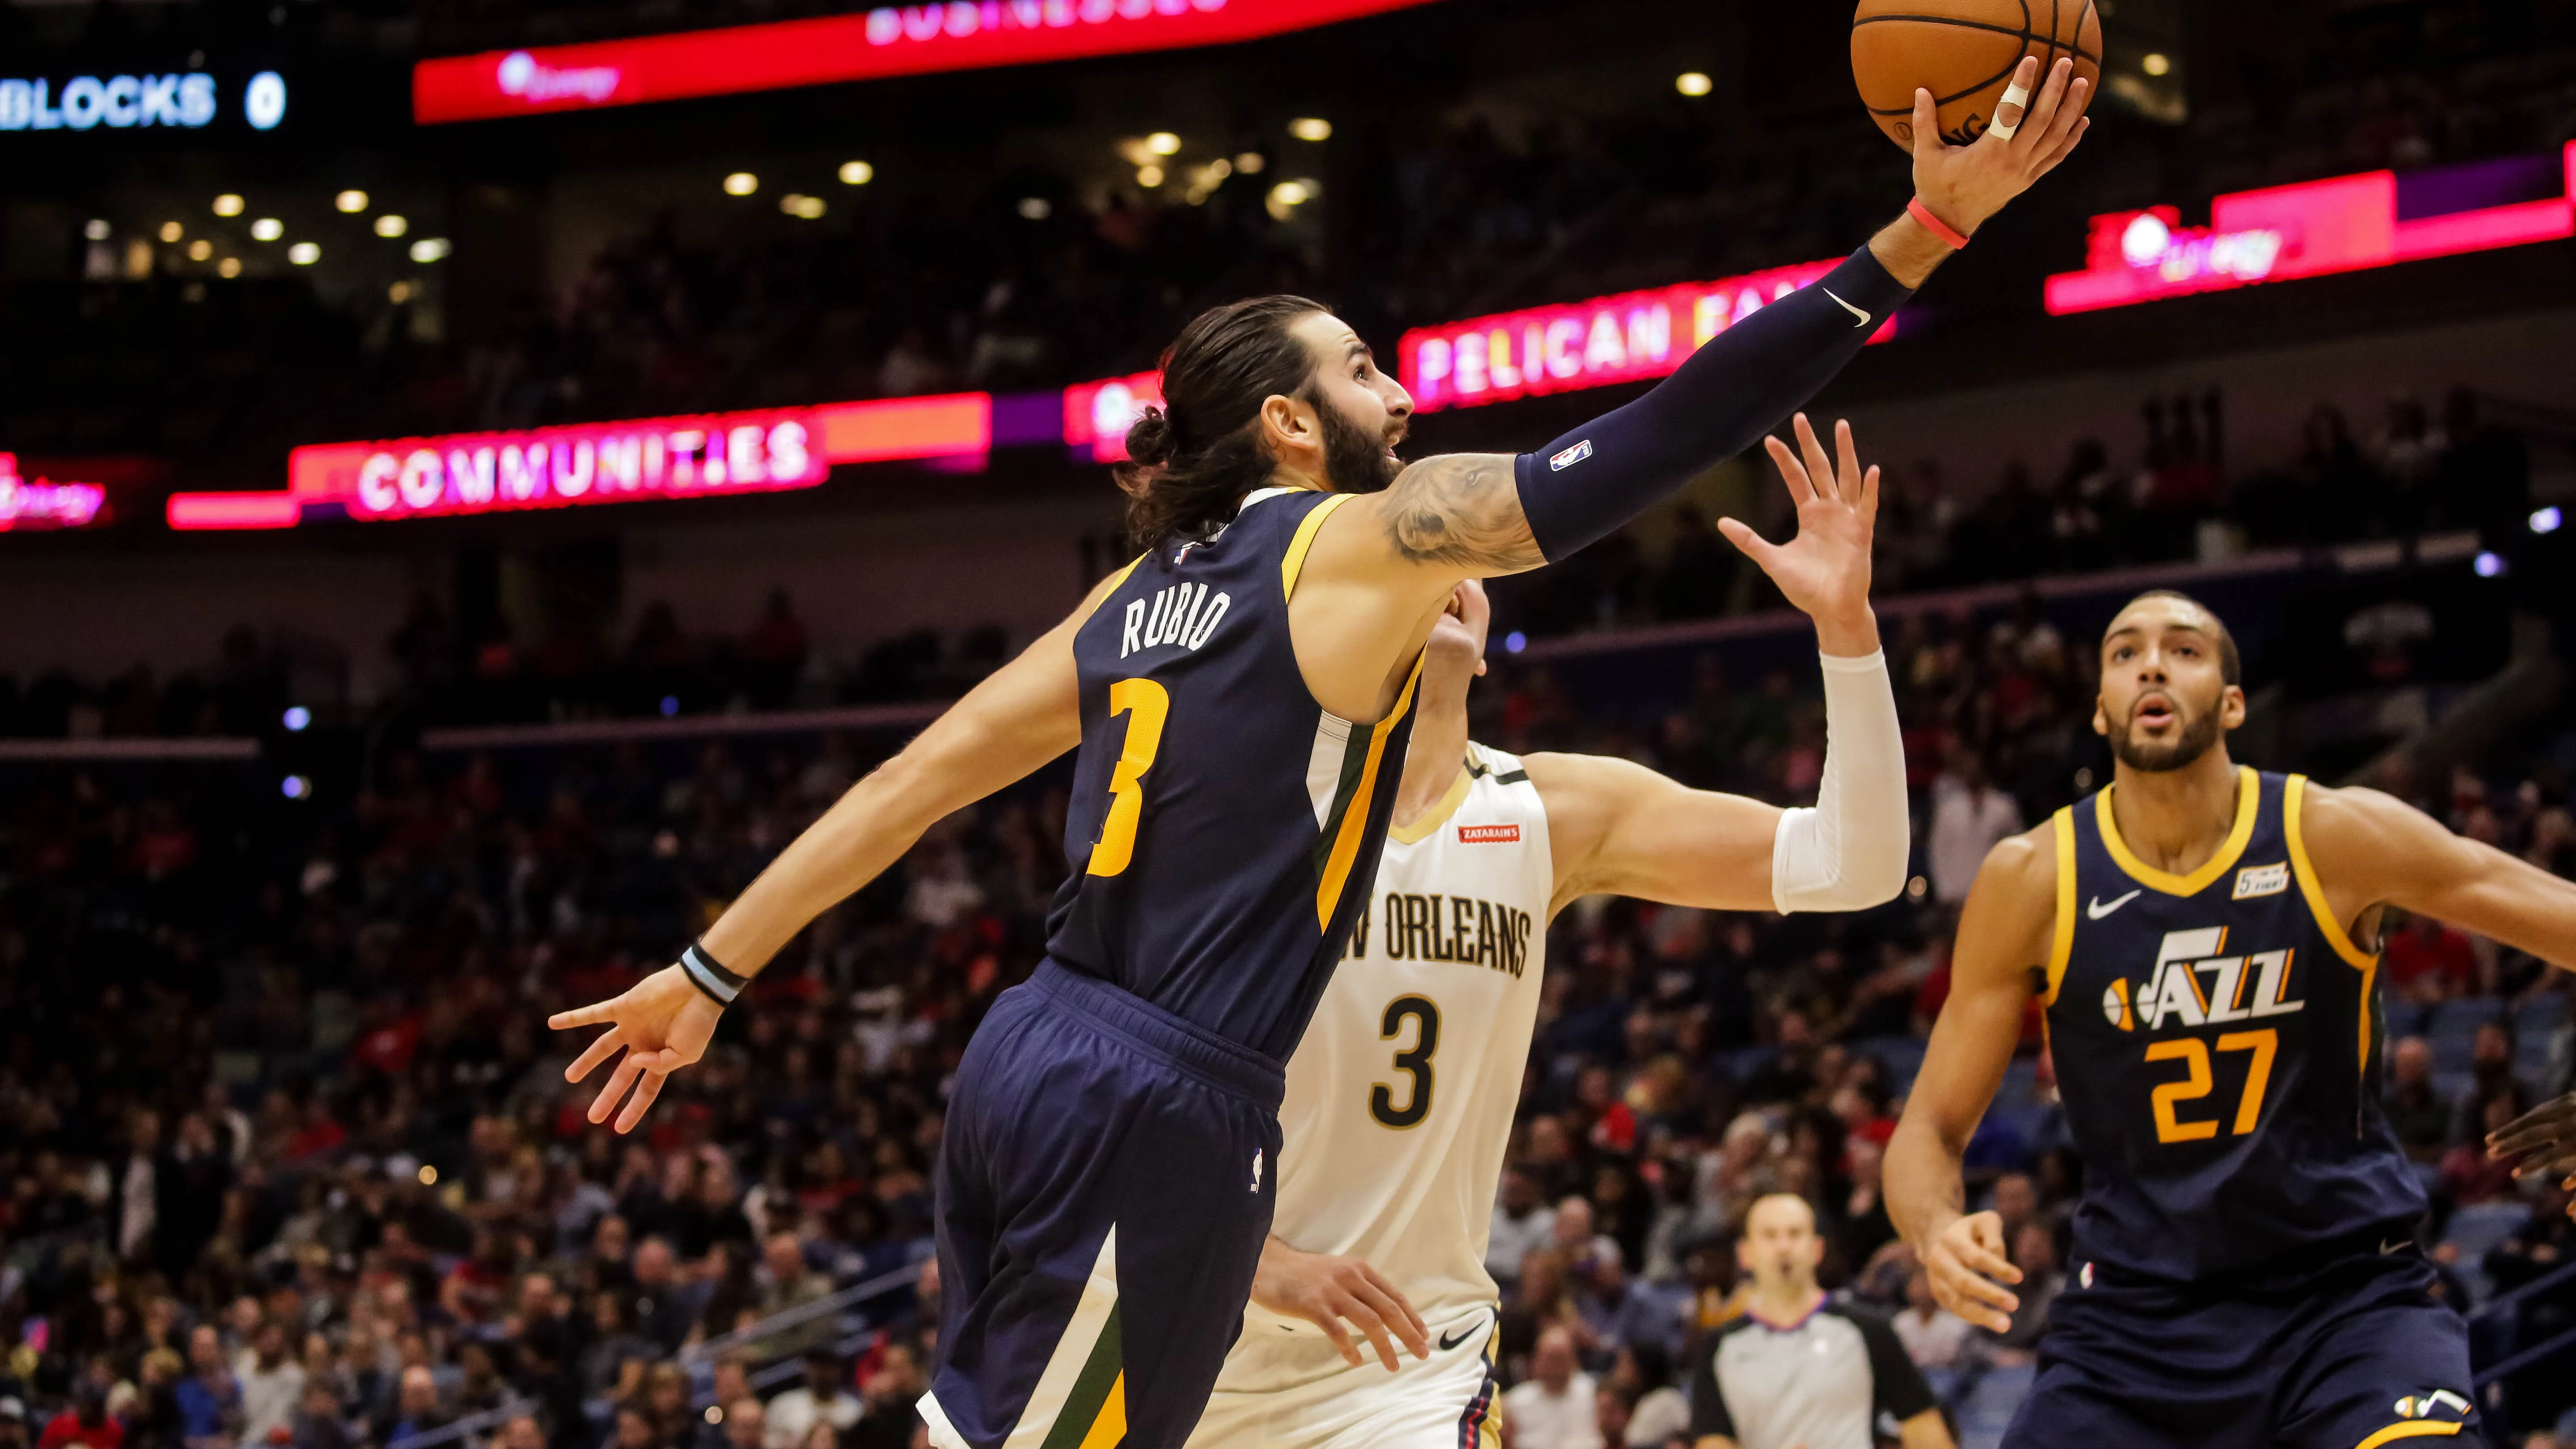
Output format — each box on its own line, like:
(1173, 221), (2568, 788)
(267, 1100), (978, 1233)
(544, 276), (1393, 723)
(1888, 590), (2576, 1449)
(554, 61), (2090, 1449)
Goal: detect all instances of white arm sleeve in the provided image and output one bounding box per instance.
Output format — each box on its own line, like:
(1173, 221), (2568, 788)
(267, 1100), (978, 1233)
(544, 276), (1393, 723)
(1771, 648), (1911, 913)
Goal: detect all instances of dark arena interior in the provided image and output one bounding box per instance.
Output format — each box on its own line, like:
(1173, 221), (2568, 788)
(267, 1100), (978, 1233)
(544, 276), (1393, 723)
(2, 0), (2575, 1445)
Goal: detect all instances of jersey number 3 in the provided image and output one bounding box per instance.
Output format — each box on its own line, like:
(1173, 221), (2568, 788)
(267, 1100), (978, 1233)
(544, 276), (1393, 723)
(1369, 996), (1441, 1129)
(1086, 678), (1170, 878)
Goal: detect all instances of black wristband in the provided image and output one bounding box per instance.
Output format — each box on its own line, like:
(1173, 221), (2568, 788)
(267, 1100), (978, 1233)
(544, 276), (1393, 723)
(678, 941), (747, 1007)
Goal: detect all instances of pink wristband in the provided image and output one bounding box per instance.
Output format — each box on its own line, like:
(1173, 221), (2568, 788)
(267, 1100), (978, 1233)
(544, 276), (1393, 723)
(1907, 197), (1970, 249)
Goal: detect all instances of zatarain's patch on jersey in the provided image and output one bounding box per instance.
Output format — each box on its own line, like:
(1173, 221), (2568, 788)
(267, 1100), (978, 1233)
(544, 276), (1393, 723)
(1549, 439), (1593, 471)
(2233, 861), (2290, 900)
(1457, 823), (1520, 843)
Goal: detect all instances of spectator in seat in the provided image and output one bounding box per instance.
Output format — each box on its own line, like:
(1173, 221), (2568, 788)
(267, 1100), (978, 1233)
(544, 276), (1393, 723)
(174, 1327), (238, 1449)
(720, 1400), (763, 1449)
(1891, 1266), (1970, 1371)
(2453, 1022), (2522, 1144)
(2443, 1089), (2529, 1205)
(2385, 911), (2479, 1003)
(761, 1354), (860, 1449)
(1613, 1342), (1691, 1449)
(236, 1321), (305, 1448)
(2383, 1037), (2450, 1161)
(1490, 1167), (1559, 1290)
(1504, 1326), (1603, 1449)
(387, 1367), (447, 1445)
(1928, 753), (2020, 907)
(748, 1232), (836, 1360)
(846, 1343), (929, 1449)
(40, 1384), (123, 1449)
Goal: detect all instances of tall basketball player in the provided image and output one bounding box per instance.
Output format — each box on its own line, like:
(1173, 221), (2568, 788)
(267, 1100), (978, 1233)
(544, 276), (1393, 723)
(1886, 591), (2576, 1449)
(551, 60), (2089, 1449)
(1188, 421), (1910, 1449)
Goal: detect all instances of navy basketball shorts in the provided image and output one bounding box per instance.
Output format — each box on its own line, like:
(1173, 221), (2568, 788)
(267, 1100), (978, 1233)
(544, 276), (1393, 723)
(920, 958), (1285, 1449)
(2003, 1234), (2476, 1449)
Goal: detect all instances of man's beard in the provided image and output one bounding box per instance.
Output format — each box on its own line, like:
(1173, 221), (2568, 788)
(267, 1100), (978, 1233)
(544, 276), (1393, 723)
(1314, 393), (1403, 494)
(2108, 699), (2224, 772)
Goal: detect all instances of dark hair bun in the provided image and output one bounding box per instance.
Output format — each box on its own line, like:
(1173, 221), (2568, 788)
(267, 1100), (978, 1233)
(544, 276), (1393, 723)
(1123, 406), (1177, 467)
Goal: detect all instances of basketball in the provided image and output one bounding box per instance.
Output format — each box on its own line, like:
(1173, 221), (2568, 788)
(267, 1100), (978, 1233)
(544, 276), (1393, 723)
(1852, 0), (2103, 150)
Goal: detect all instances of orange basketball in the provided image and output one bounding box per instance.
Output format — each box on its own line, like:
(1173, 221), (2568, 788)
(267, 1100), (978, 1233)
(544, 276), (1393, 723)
(1851, 0), (2101, 150)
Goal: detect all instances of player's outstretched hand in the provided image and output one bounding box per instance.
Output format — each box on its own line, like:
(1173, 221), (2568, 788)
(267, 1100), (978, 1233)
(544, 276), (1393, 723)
(1720, 413), (1879, 657)
(1911, 54), (2092, 238)
(1924, 1210), (2022, 1334)
(2489, 1089), (2576, 1219)
(549, 964), (722, 1134)
(1250, 1237), (1432, 1372)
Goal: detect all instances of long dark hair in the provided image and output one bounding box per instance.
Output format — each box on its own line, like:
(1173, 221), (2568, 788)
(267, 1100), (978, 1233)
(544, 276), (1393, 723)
(1117, 294), (1327, 553)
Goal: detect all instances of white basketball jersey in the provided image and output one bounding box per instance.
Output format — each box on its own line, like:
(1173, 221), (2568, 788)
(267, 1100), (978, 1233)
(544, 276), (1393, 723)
(1246, 741), (1554, 1332)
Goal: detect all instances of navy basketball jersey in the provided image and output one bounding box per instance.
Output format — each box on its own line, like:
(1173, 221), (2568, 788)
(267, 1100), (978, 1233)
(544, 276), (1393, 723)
(1044, 487), (1424, 1062)
(2042, 767), (2424, 1280)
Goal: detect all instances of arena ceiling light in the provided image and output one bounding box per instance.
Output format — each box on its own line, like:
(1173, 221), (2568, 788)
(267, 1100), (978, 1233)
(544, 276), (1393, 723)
(374, 214), (408, 237)
(1145, 131), (1181, 156)
(1266, 178), (1313, 220)
(335, 190), (369, 213)
(250, 217), (283, 241)
(839, 160), (873, 185)
(158, 221), (183, 242)
(2142, 52), (2171, 76)
(1235, 151), (1266, 174)
(409, 237), (451, 263)
(1136, 165), (1165, 188)
(780, 193), (826, 219)
(212, 193), (245, 217)
(187, 240), (212, 261)
(1288, 117), (1331, 142)
(723, 171), (758, 195)
(1676, 71), (1713, 97)
(1017, 197), (1051, 220)
(84, 219), (110, 240)
(287, 242), (319, 264)
(217, 257), (241, 278)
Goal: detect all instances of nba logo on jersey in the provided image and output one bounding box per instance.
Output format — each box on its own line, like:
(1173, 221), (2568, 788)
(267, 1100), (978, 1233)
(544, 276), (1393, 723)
(1550, 439), (1593, 470)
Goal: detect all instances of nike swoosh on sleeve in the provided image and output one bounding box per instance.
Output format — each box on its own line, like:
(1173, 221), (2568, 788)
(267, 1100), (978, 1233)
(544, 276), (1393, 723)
(1822, 288), (1871, 327)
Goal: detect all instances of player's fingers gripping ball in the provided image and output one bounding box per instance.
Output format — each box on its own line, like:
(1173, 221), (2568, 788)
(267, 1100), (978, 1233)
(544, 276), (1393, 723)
(1852, 0), (2102, 150)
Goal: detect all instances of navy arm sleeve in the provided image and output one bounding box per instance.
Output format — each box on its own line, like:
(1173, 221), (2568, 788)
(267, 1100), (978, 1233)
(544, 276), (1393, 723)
(1512, 244), (1916, 562)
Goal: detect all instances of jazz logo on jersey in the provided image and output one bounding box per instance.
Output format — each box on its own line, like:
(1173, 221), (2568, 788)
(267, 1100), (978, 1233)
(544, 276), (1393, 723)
(2101, 927), (2304, 1032)
(1119, 580), (1230, 659)
(2233, 861), (2290, 900)
(1250, 1148), (1263, 1193)
(2392, 1390), (2470, 1421)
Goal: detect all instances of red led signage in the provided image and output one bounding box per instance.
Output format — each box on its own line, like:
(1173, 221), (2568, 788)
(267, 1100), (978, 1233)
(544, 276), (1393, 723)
(1063, 371), (1161, 463)
(171, 395), (992, 530)
(0, 454), (106, 530)
(1398, 259), (1894, 414)
(2046, 142), (2576, 314)
(413, 0), (1444, 123)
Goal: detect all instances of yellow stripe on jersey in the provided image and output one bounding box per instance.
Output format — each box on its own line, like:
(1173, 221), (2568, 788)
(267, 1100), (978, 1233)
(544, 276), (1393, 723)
(2284, 773), (2381, 1091)
(2096, 765), (2260, 896)
(1280, 491), (1357, 602)
(2284, 775), (2377, 970)
(2044, 807), (2077, 1005)
(1387, 764), (1473, 846)
(1313, 652), (1425, 930)
(2354, 1421), (2463, 1449)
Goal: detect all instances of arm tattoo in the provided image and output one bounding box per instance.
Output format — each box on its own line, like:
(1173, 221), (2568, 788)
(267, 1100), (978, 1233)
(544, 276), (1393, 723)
(1380, 453), (1546, 573)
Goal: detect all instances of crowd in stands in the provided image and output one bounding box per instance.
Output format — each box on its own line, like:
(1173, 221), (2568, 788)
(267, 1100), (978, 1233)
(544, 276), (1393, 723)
(2, 572), (2572, 1449)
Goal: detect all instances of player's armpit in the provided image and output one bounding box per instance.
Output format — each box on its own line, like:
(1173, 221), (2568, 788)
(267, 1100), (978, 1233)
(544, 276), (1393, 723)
(1522, 752), (1784, 917)
(1885, 826), (2054, 1306)
(2300, 783), (2576, 971)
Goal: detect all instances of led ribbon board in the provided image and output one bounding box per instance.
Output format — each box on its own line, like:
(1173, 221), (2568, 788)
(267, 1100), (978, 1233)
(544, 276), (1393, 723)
(2046, 142), (2576, 314)
(1398, 259), (1894, 414)
(174, 395), (991, 530)
(413, 0), (1446, 123)
(0, 455), (106, 530)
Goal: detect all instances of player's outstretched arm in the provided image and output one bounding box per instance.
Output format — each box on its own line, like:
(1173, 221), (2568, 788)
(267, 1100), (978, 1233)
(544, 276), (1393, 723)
(1885, 826), (2056, 1332)
(2296, 782), (2576, 1212)
(1529, 415), (1907, 917)
(547, 574), (1112, 1132)
(1246, 1235), (1430, 1372)
(1311, 57), (2089, 594)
